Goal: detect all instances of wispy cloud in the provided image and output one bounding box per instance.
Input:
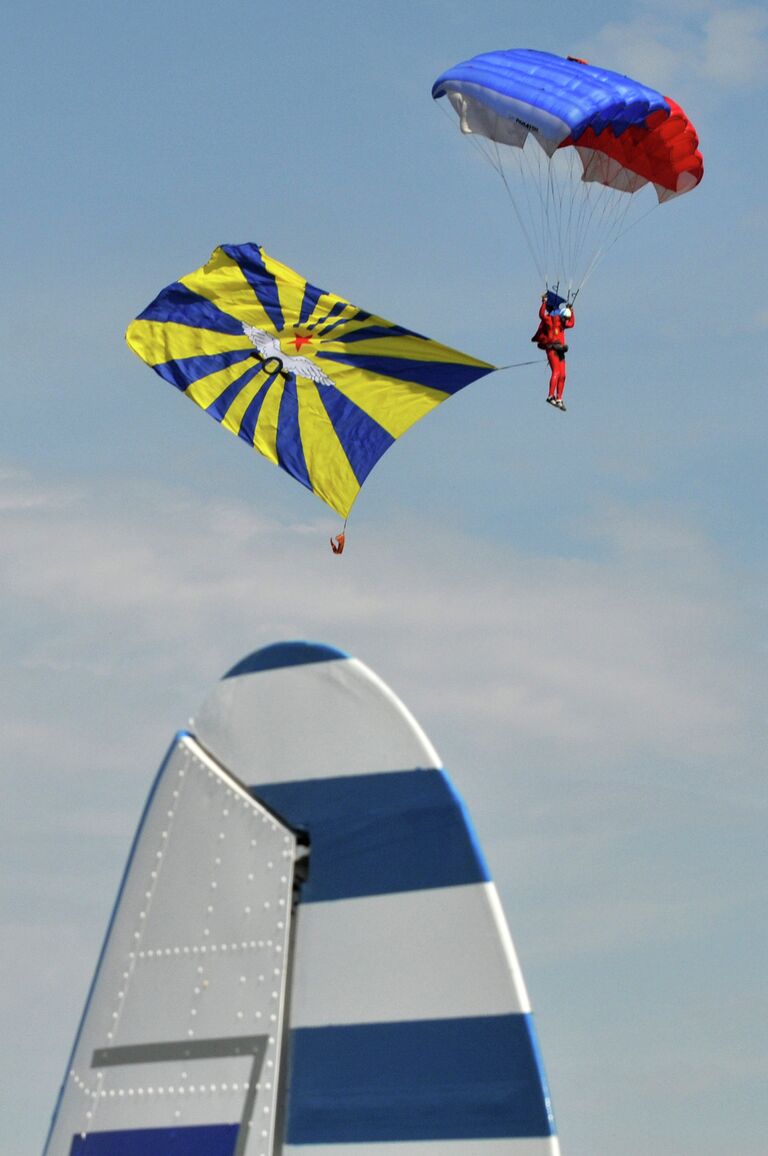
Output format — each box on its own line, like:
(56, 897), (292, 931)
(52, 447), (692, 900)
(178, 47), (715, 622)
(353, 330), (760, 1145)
(0, 467), (77, 512)
(1, 466), (762, 789)
(577, 3), (768, 92)
(700, 6), (768, 85)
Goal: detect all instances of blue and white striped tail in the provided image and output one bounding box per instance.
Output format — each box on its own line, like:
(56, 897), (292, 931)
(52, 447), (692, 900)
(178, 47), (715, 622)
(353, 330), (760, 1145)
(43, 642), (561, 1156)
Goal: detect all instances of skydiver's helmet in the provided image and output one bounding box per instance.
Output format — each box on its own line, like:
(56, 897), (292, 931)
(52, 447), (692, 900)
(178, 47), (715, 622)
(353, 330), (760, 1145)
(559, 305), (572, 319)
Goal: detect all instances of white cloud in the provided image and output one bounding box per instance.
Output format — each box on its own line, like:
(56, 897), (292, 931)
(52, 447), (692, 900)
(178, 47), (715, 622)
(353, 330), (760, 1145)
(0, 467), (76, 512)
(701, 6), (768, 85)
(0, 466), (762, 787)
(577, 19), (695, 91)
(577, 3), (768, 92)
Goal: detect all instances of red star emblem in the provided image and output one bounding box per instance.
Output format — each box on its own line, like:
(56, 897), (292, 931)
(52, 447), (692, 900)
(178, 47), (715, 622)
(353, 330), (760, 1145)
(292, 333), (313, 352)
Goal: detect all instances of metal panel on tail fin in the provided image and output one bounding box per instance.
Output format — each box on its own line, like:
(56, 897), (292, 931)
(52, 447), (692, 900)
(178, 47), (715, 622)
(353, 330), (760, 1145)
(43, 737), (297, 1156)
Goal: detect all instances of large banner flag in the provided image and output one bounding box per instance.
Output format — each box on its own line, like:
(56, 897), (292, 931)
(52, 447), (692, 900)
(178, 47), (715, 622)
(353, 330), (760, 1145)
(127, 244), (494, 519)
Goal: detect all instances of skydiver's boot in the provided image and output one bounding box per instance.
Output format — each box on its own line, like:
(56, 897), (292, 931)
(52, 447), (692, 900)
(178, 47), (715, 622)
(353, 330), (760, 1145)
(556, 398), (566, 411)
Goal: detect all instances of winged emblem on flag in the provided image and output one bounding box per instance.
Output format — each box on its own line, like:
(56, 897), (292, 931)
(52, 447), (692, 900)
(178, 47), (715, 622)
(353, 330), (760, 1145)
(242, 323), (336, 387)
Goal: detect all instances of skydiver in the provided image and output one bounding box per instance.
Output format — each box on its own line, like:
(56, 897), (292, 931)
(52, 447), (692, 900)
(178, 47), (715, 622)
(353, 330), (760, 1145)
(532, 294), (575, 411)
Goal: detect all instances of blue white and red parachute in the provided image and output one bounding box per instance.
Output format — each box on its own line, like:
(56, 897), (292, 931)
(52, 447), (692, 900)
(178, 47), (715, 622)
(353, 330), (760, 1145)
(433, 49), (703, 297)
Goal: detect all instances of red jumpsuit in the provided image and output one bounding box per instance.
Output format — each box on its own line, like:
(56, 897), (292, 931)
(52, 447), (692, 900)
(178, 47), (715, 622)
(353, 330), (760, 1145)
(532, 302), (575, 401)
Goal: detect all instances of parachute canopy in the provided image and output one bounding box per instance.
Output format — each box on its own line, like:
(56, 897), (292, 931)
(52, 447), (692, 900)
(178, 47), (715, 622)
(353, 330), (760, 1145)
(433, 49), (703, 296)
(127, 244), (494, 520)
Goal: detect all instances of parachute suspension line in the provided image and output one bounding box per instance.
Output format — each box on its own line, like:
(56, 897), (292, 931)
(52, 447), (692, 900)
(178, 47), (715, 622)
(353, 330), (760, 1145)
(568, 152), (600, 294)
(568, 152), (585, 288)
(434, 101), (546, 284)
(534, 142), (558, 286)
(529, 142), (553, 284)
(541, 147), (658, 298)
(564, 165), (649, 295)
(555, 150), (575, 294)
(462, 130), (538, 280)
(490, 138), (546, 285)
(567, 170), (607, 293)
(562, 151), (616, 296)
(507, 138), (555, 286)
(436, 99), (665, 300)
(519, 139), (549, 281)
(438, 101), (544, 285)
(583, 190), (631, 282)
(589, 178), (631, 252)
(551, 149), (575, 292)
(527, 142), (554, 283)
(577, 196), (660, 293)
(545, 151), (561, 284)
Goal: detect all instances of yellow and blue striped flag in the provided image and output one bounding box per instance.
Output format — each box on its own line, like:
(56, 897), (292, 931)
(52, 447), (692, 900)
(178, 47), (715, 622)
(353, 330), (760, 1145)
(126, 243), (495, 519)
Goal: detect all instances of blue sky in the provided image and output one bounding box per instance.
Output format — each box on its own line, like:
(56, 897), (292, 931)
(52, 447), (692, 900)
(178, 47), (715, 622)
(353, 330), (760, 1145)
(1, 2), (766, 1154)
